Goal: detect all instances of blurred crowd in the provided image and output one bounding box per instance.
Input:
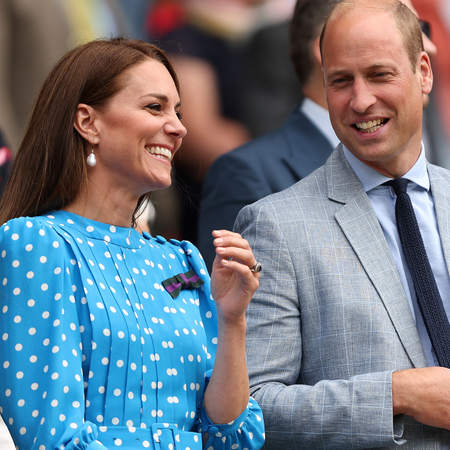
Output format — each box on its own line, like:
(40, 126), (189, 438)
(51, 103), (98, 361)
(0, 0), (450, 241)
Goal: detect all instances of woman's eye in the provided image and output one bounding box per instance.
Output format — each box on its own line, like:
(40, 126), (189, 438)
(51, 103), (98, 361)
(146, 103), (162, 112)
(176, 111), (183, 120)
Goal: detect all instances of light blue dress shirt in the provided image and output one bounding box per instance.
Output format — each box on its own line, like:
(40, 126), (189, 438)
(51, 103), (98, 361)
(343, 145), (450, 368)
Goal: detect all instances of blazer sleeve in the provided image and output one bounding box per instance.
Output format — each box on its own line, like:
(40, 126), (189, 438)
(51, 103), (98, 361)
(235, 201), (406, 450)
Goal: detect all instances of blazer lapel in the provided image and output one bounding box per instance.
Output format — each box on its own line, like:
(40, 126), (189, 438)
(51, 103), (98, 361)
(428, 165), (450, 278)
(328, 146), (427, 367)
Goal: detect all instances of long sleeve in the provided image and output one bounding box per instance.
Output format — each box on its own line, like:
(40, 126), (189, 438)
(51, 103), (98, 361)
(183, 240), (265, 450)
(0, 217), (107, 450)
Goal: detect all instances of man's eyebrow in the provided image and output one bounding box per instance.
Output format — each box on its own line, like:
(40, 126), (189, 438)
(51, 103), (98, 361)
(326, 63), (395, 78)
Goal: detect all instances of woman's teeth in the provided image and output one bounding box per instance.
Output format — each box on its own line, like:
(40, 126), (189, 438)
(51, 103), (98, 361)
(146, 146), (172, 161)
(355, 119), (387, 133)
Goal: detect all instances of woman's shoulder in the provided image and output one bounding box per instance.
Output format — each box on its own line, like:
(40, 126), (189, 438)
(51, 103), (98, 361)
(0, 215), (65, 250)
(155, 235), (206, 262)
(149, 234), (210, 279)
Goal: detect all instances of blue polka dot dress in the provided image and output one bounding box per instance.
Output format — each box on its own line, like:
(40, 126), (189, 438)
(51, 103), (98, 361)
(0, 211), (265, 450)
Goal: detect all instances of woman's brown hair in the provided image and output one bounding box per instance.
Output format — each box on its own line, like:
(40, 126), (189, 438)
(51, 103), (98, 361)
(0, 38), (180, 226)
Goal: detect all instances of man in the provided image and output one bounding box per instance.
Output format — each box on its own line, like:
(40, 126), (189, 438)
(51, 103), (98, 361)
(198, 0), (437, 271)
(198, 0), (340, 270)
(236, 0), (450, 448)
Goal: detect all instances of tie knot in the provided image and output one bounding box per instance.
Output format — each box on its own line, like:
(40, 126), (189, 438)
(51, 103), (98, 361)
(386, 178), (409, 195)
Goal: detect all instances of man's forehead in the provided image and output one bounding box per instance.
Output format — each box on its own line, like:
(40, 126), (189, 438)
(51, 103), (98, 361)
(323, 12), (399, 55)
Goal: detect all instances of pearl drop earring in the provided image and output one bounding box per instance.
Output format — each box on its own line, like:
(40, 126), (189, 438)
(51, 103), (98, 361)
(86, 144), (97, 167)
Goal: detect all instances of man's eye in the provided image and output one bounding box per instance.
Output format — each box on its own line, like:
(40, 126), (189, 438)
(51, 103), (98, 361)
(332, 78), (349, 85)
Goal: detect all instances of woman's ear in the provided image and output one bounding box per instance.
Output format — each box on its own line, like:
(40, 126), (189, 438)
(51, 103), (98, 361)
(73, 103), (99, 142)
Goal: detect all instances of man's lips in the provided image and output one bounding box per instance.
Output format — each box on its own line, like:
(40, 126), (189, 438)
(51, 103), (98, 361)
(353, 118), (388, 133)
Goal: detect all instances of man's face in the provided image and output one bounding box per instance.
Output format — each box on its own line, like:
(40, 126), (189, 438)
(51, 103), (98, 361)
(322, 9), (432, 178)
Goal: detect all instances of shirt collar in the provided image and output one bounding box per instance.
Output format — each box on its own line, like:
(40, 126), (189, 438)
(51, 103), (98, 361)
(300, 98), (340, 149)
(343, 143), (430, 193)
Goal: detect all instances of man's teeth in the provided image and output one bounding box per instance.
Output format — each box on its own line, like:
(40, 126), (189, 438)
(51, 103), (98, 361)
(355, 119), (386, 133)
(146, 146), (172, 160)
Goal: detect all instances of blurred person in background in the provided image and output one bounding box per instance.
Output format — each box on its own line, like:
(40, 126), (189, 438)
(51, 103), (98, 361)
(118, 0), (153, 40)
(0, 130), (13, 198)
(240, 0), (300, 137)
(412, 0), (450, 169)
(0, 0), (70, 153)
(198, 0), (340, 270)
(54, 0), (133, 47)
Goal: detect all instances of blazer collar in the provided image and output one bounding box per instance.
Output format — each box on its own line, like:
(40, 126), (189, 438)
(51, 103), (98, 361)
(325, 144), (365, 204)
(327, 145), (427, 368)
(429, 164), (450, 277)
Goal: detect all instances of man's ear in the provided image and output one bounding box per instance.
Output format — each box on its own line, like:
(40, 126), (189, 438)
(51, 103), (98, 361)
(73, 104), (99, 143)
(419, 51), (433, 95)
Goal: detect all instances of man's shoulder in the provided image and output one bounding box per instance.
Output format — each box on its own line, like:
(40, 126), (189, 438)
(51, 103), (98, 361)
(250, 164), (328, 208)
(429, 162), (450, 177)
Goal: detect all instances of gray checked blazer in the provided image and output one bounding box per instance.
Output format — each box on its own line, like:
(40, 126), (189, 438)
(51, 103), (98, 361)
(235, 144), (450, 449)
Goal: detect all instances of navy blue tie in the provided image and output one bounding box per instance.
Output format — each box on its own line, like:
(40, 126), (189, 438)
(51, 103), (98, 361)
(388, 178), (450, 368)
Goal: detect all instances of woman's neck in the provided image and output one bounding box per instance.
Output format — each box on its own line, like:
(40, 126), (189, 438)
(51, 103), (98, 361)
(64, 183), (138, 228)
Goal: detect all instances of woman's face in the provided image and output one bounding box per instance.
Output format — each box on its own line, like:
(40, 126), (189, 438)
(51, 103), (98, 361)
(92, 58), (186, 197)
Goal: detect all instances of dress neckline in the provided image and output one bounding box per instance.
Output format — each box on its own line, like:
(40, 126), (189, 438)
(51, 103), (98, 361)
(42, 210), (150, 249)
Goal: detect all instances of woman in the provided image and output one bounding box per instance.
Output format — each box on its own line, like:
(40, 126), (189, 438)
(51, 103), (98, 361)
(0, 38), (264, 450)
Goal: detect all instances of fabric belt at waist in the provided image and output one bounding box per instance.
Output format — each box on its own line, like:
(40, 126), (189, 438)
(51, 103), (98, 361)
(97, 423), (202, 449)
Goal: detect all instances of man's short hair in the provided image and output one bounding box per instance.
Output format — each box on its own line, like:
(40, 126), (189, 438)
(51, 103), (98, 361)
(320, 0), (424, 72)
(290, 0), (341, 86)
